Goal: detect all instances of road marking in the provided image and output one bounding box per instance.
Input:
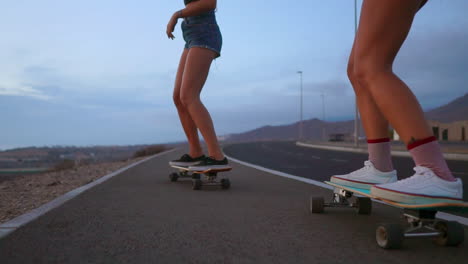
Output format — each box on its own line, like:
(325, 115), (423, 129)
(225, 155), (332, 190)
(225, 154), (468, 227)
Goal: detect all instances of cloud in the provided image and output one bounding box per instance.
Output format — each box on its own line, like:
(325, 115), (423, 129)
(0, 83), (51, 100)
(395, 29), (468, 109)
(0, 61), (54, 100)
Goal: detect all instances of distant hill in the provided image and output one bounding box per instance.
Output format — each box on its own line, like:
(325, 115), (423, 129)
(0, 145), (164, 169)
(226, 93), (467, 142)
(425, 93), (468, 123)
(226, 119), (364, 142)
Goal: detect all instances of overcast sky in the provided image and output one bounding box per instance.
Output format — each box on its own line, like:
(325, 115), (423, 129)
(1, 0), (467, 150)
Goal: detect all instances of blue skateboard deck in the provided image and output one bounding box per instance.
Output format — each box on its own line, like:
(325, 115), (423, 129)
(170, 164), (232, 173)
(169, 164), (232, 190)
(317, 181), (468, 249)
(325, 181), (468, 213)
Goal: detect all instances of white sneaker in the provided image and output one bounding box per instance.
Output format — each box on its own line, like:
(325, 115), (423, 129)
(371, 166), (464, 204)
(330, 161), (397, 190)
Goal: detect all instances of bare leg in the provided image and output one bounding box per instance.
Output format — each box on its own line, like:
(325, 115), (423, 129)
(348, 44), (389, 140)
(352, 0), (432, 145)
(179, 47), (224, 160)
(353, 0), (454, 181)
(348, 30), (394, 172)
(173, 48), (203, 157)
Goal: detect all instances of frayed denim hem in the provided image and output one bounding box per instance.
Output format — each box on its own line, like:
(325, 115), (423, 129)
(185, 45), (221, 58)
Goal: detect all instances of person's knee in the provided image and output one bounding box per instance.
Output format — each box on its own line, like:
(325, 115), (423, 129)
(353, 57), (389, 89)
(347, 59), (357, 84)
(173, 93), (184, 109)
(179, 92), (199, 108)
(347, 59), (368, 95)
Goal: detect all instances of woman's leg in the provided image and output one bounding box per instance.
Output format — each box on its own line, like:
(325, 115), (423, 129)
(179, 47), (224, 160)
(348, 44), (393, 172)
(329, 42), (398, 190)
(352, 0), (431, 145)
(353, 0), (455, 182)
(348, 44), (389, 141)
(173, 48), (204, 158)
(351, 0), (462, 203)
(331, 0), (461, 195)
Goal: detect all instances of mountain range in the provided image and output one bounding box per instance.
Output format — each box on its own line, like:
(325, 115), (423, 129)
(225, 93), (468, 142)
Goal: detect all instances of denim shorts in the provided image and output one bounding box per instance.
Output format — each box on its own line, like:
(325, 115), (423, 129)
(181, 10), (222, 58)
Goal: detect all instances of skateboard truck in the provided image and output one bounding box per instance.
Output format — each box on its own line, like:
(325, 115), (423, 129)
(192, 171), (231, 190)
(376, 209), (465, 249)
(310, 187), (372, 215)
(312, 182), (466, 249)
(169, 170), (200, 182)
(169, 165), (231, 190)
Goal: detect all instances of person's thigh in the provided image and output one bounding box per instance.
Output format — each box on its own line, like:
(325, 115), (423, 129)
(353, 0), (424, 73)
(173, 49), (190, 101)
(180, 47), (216, 103)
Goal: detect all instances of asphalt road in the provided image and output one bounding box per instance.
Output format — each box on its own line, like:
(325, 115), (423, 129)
(0, 145), (467, 263)
(224, 141), (468, 201)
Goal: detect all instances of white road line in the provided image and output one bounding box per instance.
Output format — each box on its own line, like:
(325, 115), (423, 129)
(0, 148), (178, 240)
(226, 155), (333, 190)
(225, 154), (468, 227)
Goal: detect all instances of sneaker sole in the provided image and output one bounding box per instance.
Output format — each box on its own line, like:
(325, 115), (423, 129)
(371, 185), (464, 204)
(169, 161), (202, 167)
(188, 165), (232, 172)
(330, 176), (376, 190)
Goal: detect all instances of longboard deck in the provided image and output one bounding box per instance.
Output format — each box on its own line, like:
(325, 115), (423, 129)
(170, 164), (232, 174)
(325, 181), (468, 212)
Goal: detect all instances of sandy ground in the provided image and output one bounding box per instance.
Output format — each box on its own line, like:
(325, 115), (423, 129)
(0, 158), (144, 225)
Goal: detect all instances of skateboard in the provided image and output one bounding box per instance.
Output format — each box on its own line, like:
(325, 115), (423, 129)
(169, 164), (232, 190)
(310, 181), (468, 249)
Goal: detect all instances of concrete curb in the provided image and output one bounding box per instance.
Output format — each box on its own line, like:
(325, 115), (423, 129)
(0, 148), (178, 240)
(225, 154), (468, 227)
(296, 141), (468, 161)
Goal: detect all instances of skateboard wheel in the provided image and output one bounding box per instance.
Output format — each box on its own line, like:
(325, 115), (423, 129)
(169, 172), (179, 182)
(376, 223), (404, 249)
(221, 178), (231, 189)
(434, 221), (464, 247)
(356, 197), (372, 215)
(310, 197), (324, 214)
(192, 179), (202, 190)
(192, 173), (201, 180)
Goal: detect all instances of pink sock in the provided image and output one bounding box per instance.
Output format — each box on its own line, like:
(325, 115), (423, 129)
(367, 138), (394, 172)
(408, 136), (456, 182)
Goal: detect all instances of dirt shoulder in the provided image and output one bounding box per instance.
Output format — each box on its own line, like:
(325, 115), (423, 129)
(0, 158), (145, 225)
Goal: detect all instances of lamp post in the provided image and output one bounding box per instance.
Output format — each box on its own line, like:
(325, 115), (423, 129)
(353, 0), (360, 147)
(321, 91), (326, 141)
(297, 71), (303, 141)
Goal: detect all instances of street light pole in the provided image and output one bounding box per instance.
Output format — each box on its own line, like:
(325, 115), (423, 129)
(353, 0), (360, 147)
(321, 91), (325, 141)
(297, 71), (303, 141)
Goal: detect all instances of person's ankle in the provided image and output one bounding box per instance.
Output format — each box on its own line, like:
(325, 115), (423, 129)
(210, 154), (225, 161)
(189, 152), (204, 158)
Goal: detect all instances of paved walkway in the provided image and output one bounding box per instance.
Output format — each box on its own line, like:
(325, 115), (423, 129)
(1, 148), (467, 263)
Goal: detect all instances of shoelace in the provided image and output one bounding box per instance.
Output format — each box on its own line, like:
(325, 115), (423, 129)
(350, 161), (373, 175)
(390, 166), (432, 186)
